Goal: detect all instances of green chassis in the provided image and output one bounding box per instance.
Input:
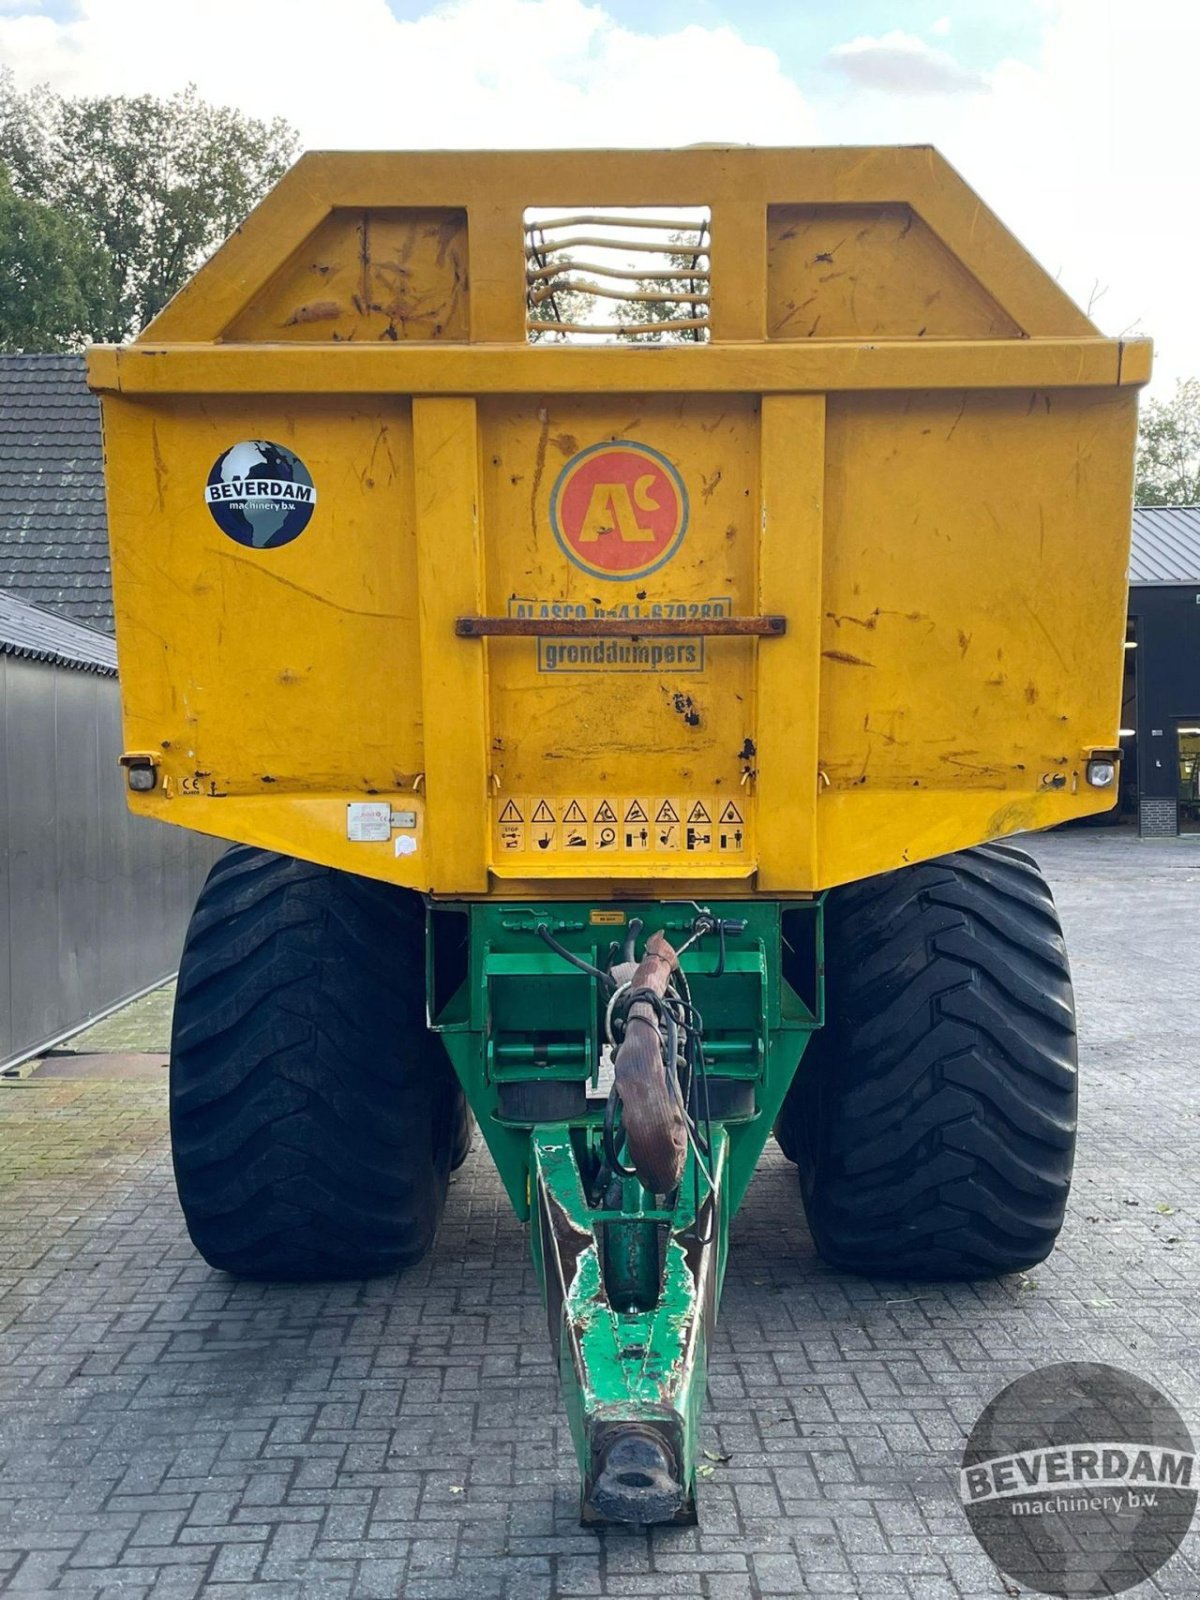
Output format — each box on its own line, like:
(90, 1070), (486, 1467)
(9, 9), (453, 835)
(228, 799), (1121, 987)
(427, 898), (823, 1525)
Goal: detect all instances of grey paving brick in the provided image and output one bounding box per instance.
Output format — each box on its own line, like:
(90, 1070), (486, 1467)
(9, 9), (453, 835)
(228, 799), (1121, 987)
(750, 1551), (804, 1593)
(207, 1541), (265, 1584)
(699, 1579), (752, 1600)
(58, 984), (176, 1056)
(1, 833), (1199, 1597)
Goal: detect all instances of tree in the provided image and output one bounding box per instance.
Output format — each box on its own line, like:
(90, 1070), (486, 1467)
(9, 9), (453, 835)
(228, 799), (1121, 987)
(0, 164), (112, 351)
(526, 277), (596, 341)
(0, 73), (298, 342)
(526, 226), (710, 344)
(614, 233), (710, 343)
(1135, 378), (1200, 506)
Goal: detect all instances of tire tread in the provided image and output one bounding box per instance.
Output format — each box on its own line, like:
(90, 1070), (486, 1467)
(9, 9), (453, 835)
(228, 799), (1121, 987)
(170, 846), (471, 1280)
(776, 842), (1077, 1279)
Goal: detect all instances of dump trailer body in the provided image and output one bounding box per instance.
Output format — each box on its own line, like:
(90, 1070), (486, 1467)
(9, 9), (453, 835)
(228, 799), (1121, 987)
(89, 148), (1147, 1525)
(88, 147), (1146, 897)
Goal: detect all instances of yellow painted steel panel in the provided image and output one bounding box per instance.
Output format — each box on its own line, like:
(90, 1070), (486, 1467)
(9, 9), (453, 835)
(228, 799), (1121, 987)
(767, 205), (1021, 340)
(413, 397), (490, 892)
(223, 208), (469, 344)
(92, 339), (1138, 396)
(103, 394), (430, 886)
(755, 395), (825, 890)
(813, 386), (1139, 885)
(89, 147), (1148, 898)
(137, 147), (1096, 344)
(476, 394), (759, 882)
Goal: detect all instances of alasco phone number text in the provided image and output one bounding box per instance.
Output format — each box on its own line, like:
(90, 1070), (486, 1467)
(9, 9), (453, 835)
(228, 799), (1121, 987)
(508, 596), (733, 621)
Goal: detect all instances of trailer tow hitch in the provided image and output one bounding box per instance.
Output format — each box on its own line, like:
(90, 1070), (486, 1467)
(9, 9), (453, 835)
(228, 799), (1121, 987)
(431, 900), (818, 1524)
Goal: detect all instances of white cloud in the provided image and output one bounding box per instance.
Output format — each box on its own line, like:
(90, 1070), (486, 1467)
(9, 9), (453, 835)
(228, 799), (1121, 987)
(825, 29), (987, 95)
(0, 0), (1197, 391)
(813, 1), (1200, 392)
(0, 0), (815, 148)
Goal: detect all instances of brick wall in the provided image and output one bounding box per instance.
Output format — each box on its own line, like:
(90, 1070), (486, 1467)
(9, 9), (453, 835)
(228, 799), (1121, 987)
(1139, 796), (1178, 837)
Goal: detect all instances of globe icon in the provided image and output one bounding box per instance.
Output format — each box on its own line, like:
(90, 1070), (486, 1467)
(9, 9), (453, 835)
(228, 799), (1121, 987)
(205, 440), (316, 549)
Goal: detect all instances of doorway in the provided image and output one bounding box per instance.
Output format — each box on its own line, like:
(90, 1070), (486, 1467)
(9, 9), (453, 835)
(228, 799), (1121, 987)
(1178, 724), (1200, 833)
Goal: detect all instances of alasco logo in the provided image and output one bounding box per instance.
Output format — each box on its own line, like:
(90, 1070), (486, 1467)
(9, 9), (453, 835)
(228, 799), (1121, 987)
(205, 440), (316, 549)
(550, 441), (688, 580)
(961, 1362), (1196, 1596)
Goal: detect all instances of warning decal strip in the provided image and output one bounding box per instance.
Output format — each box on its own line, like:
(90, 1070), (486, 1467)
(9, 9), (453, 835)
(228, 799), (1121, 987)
(493, 797), (749, 857)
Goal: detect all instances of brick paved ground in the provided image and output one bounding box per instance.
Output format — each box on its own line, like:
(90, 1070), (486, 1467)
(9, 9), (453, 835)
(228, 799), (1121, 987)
(58, 984), (177, 1056)
(0, 830), (1197, 1598)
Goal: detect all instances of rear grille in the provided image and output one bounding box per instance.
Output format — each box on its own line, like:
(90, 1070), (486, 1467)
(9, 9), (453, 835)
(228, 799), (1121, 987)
(524, 209), (711, 342)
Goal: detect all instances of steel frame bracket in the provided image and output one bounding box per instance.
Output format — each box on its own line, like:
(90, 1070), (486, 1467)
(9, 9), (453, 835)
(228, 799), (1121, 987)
(530, 1125), (728, 1526)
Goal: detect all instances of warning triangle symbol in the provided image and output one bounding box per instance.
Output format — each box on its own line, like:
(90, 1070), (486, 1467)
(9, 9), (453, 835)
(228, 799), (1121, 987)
(531, 799), (555, 824)
(563, 799), (587, 824)
(593, 799), (618, 823)
(624, 799), (649, 823)
(718, 800), (744, 825)
(655, 799), (680, 823)
(687, 800), (712, 824)
(498, 799), (524, 824)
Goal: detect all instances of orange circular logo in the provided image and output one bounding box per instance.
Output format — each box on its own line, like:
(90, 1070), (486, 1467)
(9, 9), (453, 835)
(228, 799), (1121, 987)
(549, 441), (688, 581)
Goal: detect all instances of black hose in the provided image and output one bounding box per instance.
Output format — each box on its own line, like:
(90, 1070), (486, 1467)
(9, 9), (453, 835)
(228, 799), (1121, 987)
(536, 923), (614, 989)
(673, 957), (716, 1245)
(603, 1087), (639, 1179)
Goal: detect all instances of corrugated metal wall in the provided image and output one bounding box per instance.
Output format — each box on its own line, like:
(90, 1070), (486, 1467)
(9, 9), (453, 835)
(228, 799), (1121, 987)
(1, 654), (223, 1066)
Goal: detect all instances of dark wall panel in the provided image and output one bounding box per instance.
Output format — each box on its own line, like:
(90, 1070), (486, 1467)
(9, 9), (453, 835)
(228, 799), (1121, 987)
(1, 657), (222, 1066)
(1130, 585), (1200, 803)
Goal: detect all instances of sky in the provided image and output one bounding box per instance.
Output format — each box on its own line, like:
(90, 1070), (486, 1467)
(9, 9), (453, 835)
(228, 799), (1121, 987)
(0, 0), (1193, 394)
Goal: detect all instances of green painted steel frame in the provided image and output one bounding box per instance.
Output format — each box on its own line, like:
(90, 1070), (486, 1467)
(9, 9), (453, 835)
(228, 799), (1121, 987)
(427, 898), (821, 1519)
(531, 1125), (727, 1523)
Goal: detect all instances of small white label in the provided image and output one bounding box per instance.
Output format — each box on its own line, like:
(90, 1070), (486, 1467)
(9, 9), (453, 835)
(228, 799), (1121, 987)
(347, 802), (391, 842)
(391, 809), (418, 828)
(394, 834), (418, 857)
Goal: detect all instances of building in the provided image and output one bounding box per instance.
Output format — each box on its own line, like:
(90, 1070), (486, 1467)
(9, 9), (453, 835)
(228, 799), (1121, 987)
(0, 592), (218, 1066)
(1126, 507), (1200, 837)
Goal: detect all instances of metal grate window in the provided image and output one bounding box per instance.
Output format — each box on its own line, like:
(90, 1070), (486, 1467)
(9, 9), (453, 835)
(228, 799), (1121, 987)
(524, 208), (711, 343)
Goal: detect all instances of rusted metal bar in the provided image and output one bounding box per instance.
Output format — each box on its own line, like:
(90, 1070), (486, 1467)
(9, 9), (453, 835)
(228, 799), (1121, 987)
(527, 260), (711, 283)
(525, 234), (707, 256)
(455, 615), (787, 638)
(526, 317), (710, 336)
(525, 212), (710, 233)
(530, 280), (712, 306)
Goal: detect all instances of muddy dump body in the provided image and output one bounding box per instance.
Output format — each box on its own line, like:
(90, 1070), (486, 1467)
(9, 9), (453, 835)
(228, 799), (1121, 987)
(89, 146), (1145, 896)
(89, 148), (1147, 1526)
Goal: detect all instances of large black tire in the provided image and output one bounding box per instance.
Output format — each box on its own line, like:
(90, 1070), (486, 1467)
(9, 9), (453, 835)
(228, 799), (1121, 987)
(775, 843), (1077, 1279)
(170, 846), (470, 1280)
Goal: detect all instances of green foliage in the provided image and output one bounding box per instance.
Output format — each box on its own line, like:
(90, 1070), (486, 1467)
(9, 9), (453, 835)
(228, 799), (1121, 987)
(0, 72), (298, 343)
(614, 234), (709, 343)
(527, 279), (596, 341)
(1135, 378), (1200, 506)
(0, 163), (110, 352)
(526, 225), (709, 343)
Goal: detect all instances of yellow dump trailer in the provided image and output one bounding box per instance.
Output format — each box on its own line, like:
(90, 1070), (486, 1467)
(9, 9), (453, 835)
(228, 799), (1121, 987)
(89, 148), (1147, 1525)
